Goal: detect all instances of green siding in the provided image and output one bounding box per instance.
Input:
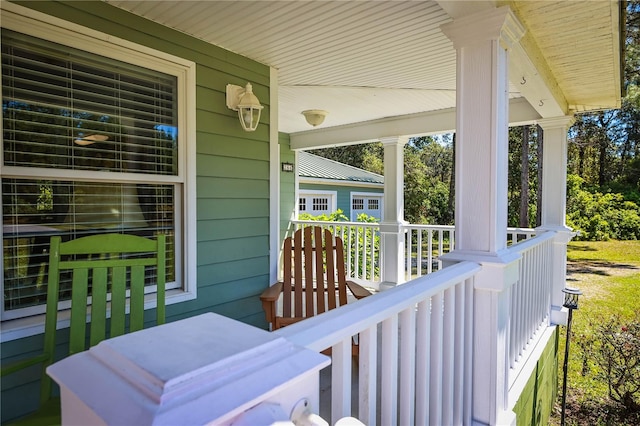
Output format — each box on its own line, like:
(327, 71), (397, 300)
(299, 183), (383, 220)
(513, 328), (560, 426)
(1, 1), (272, 422)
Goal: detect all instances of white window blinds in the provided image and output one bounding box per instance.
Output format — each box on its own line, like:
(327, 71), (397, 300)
(2, 29), (178, 175)
(2, 28), (180, 318)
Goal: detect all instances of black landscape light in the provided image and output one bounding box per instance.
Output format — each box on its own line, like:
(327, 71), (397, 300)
(560, 287), (582, 426)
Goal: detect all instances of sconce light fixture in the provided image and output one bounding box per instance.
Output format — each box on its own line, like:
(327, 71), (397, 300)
(301, 110), (328, 127)
(74, 134), (108, 146)
(226, 82), (263, 132)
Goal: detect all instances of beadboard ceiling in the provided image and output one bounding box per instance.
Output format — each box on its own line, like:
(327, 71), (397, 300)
(106, 0), (623, 135)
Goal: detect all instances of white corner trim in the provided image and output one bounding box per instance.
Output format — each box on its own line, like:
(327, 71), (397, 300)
(269, 67), (280, 284)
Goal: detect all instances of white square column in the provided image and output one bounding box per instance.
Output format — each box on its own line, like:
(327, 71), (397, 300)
(47, 313), (330, 426)
(379, 136), (408, 288)
(536, 116), (576, 325)
(441, 7), (524, 426)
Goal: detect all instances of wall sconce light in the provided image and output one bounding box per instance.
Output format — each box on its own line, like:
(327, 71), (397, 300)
(301, 110), (328, 127)
(226, 82), (263, 132)
(281, 162), (294, 172)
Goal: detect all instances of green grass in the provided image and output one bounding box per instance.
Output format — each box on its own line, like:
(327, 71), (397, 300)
(568, 240), (640, 264)
(551, 240), (640, 425)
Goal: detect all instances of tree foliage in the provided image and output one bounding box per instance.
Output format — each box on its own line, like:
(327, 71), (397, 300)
(308, 2), (639, 240)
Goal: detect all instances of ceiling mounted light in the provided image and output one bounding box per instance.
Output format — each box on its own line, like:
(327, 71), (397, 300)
(302, 110), (328, 127)
(226, 82), (263, 132)
(74, 134), (108, 146)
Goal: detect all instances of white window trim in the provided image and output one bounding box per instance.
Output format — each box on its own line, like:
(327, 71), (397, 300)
(0, 3), (197, 342)
(350, 191), (384, 221)
(298, 189), (337, 216)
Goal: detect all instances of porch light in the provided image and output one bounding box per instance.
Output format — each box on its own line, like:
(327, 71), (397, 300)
(226, 82), (263, 132)
(560, 286), (582, 426)
(562, 287), (582, 310)
(302, 109), (328, 127)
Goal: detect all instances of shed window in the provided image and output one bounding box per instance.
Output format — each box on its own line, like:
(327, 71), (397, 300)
(312, 198), (328, 211)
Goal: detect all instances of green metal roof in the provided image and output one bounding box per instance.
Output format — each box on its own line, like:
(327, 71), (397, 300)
(298, 151), (384, 185)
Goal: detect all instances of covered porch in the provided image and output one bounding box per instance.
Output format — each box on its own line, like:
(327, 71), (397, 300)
(0, 1), (623, 425)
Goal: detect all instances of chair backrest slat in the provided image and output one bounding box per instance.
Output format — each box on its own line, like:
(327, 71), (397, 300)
(315, 228), (327, 314)
(89, 267), (108, 347)
(304, 227), (316, 317)
(69, 269), (89, 355)
(129, 264), (146, 332)
(293, 229), (304, 317)
(282, 236), (293, 318)
(280, 226), (350, 323)
(110, 266), (127, 337)
(39, 233), (166, 404)
(336, 237), (348, 306)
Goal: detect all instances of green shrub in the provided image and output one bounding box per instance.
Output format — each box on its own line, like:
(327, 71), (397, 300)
(297, 210), (380, 279)
(567, 174), (640, 240)
(579, 315), (640, 413)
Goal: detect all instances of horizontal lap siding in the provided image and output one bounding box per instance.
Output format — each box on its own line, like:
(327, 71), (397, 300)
(2, 1), (271, 422)
(513, 328), (559, 426)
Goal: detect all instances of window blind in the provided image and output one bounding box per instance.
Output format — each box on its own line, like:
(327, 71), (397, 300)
(1, 29), (180, 316)
(2, 29), (178, 175)
(2, 179), (176, 312)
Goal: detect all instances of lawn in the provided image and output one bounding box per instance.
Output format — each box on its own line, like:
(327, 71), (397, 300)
(550, 240), (640, 425)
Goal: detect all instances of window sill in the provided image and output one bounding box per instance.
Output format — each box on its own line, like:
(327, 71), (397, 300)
(0, 289), (195, 343)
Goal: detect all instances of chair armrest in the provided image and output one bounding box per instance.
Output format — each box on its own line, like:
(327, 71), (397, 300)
(260, 282), (283, 330)
(1, 353), (48, 377)
(260, 281), (283, 302)
(346, 280), (372, 300)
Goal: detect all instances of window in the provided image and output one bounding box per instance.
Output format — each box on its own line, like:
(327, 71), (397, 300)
(299, 198), (306, 212)
(368, 199), (379, 210)
(1, 8), (196, 327)
(352, 198), (364, 210)
(312, 198), (328, 211)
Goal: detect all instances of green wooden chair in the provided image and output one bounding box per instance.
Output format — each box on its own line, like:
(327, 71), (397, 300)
(1, 233), (166, 425)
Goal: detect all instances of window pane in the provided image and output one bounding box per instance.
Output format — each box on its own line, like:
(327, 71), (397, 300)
(2, 29), (178, 175)
(2, 178), (176, 313)
(312, 197), (328, 211)
(353, 198), (364, 210)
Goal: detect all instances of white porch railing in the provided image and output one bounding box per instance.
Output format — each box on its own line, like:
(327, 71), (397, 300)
(404, 224), (455, 280)
(506, 231), (555, 385)
(50, 231), (561, 425)
(290, 220), (536, 285)
(290, 220), (381, 283)
(274, 261), (481, 426)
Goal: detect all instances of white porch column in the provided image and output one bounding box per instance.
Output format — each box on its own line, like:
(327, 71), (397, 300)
(441, 7), (524, 426)
(379, 136), (408, 288)
(537, 116), (575, 325)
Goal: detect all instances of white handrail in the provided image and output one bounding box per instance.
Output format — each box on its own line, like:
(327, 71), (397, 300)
(290, 220), (536, 285)
(275, 261), (481, 425)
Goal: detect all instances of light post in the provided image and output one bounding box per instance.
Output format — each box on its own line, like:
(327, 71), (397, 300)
(560, 287), (582, 426)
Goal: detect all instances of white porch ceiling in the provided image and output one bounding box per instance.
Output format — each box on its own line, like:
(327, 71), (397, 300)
(106, 0), (623, 138)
